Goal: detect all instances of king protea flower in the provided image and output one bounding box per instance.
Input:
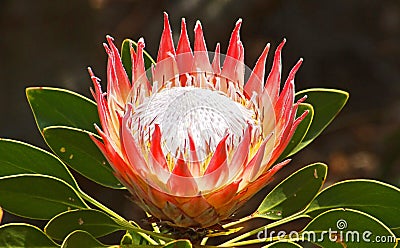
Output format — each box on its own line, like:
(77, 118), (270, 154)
(89, 13), (308, 228)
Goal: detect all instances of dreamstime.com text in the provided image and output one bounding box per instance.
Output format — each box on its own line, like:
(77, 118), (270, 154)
(257, 219), (396, 244)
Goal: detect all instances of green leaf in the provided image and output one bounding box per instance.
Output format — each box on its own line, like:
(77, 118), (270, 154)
(0, 223), (59, 247)
(61, 230), (107, 248)
(256, 163), (327, 220)
(163, 240), (192, 248)
(0, 139), (78, 190)
(121, 39), (156, 80)
(0, 174), (87, 220)
(302, 208), (397, 248)
(278, 103), (314, 160)
(43, 126), (123, 189)
(121, 230), (150, 246)
(294, 88), (349, 152)
(26, 87), (99, 133)
(120, 232), (134, 245)
(45, 209), (122, 240)
(264, 241), (302, 247)
(306, 179), (400, 236)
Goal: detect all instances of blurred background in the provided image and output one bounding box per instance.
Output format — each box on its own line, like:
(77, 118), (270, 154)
(0, 0), (399, 245)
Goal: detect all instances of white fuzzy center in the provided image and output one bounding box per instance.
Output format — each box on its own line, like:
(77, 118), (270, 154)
(132, 86), (255, 163)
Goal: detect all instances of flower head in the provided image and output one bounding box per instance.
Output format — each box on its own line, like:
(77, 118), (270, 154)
(89, 13), (307, 228)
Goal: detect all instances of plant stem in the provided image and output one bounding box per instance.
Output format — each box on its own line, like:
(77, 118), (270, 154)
(219, 212), (308, 247)
(200, 237), (209, 245)
(222, 214), (255, 229)
(146, 212), (166, 245)
(115, 219), (174, 243)
(79, 190), (166, 245)
(79, 190), (126, 222)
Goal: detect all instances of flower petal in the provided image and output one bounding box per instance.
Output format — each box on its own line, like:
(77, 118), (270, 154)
(271, 58), (303, 161)
(205, 180), (240, 210)
(188, 132), (201, 177)
(212, 43), (221, 75)
(244, 43), (270, 99)
(157, 12), (175, 63)
(167, 155), (199, 196)
(133, 38), (151, 93)
(236, 159), (291, 203)
(176, 18), (194, 74)
(265, 39), (286, 103)
(180, 196), (213, 218)
(193, 21), (212, 73)
(120, 106), (149, 177)
(202, 134), (229, 189)
(105, 35), (131, 103)
(221, 19), (244, 86)
(89, 68), (109, 133)
(204, 134), (229, 175)
(229, 124), (252, 179)
(149, 124), (168, 170)
(247, 133), (273, 182)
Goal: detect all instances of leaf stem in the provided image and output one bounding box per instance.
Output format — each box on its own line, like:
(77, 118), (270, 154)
(222, 214), (255, 229)
(219, 212), (308, 246)
(114, 219), (174, 243)
(78, 190), (166, 245)
(200, 237), (209, 245)
(146, 212), (166, 245)
(79, 190), (125, 222)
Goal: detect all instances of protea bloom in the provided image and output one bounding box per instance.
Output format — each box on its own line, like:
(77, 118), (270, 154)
(89, 13), (307, 228)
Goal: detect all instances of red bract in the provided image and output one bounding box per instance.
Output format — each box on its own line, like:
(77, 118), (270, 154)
(89, 13), (307, 228)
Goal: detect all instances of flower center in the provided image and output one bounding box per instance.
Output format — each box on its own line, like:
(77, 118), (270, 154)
(132, 86), (256, 167)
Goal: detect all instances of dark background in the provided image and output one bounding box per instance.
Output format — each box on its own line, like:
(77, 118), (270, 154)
(0, 0), (399, 244)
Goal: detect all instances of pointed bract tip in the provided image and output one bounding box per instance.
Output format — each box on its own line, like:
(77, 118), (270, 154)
(93, 123), (102, 133)
(125, 102), (133, 113)
(296, 95), (308, 104)
(138, 37), (145, 47)
(154, 123), (161, 133)
(106, 35), (114, 42)
(195, 20), (202, 30)
(180, 18), (188, 34)
(215, 42), (220, 51)
(277, 38), (286, 50)
(287, 58), (303, 82)
(296, 109), (310, 122)
(87, 67), (96, 78)
(295, 58), (304, 67)
(163, 12), (171, 29)
(102, 42), (111, 52)
(232, 19), (242, 35)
